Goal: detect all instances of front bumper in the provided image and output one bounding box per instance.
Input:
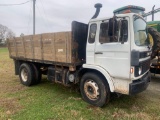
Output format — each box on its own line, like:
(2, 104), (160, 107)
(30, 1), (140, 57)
(129, 72), (151, 95)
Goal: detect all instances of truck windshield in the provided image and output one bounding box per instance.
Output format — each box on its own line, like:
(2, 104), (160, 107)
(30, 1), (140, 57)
(133, 15), (149, 46)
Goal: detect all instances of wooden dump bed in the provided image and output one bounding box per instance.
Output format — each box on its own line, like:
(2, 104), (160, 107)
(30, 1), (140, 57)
(7, 21), (88, 66)
(8, 32), (75, 64)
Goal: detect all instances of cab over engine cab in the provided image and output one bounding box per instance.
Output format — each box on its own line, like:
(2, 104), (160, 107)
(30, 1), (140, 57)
(79, 14), (151, 106)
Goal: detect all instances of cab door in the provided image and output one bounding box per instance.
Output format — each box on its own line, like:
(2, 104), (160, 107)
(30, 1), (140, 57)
(94, 18), (131, 79)
(86, 23), (97, 64)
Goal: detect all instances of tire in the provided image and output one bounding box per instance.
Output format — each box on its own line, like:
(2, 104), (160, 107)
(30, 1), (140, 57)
(80, 72), (110, 107)
(30, 63), (42, 85)
(19, 63), (34, 86)
(148, 27), (160, 59)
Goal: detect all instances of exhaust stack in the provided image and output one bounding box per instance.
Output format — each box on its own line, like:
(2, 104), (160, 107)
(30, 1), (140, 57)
(91, 3), (102, 19)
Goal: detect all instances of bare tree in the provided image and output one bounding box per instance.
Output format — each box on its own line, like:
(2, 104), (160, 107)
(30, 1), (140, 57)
(0, 24), (15, 44)
(0, 24), (7, 42)
(6, 29), (15, 39)
(20, 33), (24, 37)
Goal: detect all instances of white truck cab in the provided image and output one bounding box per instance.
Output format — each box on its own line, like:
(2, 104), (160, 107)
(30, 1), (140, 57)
(83, 13), (150, 100)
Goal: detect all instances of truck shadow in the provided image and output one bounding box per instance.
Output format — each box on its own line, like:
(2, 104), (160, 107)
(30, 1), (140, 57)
(38, 76), (148, 110)
(37, 76), (81, 96)
(151, 74), (160, 83)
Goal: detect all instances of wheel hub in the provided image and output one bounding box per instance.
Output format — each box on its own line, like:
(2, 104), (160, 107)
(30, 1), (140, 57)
(21, 68), (28, 82)
(84, 80), (99, 100)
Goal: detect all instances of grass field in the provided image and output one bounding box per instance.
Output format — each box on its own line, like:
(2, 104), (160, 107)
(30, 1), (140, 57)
(0, 47), (160, 120)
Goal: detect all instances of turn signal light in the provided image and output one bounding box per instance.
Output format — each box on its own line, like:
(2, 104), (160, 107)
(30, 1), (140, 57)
(130, 68), (134, 74)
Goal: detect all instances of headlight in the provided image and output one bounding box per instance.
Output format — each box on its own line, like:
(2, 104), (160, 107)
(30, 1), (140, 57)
(138, 66), (142, 75)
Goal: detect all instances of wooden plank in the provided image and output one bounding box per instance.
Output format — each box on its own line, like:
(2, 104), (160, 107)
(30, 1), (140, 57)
(40, 34), (43, 61)
(33, 34), (42, 60)
(22, 37), (26, 58)
(67, 32), (72, 63)
(8, 38), (16, 57)
(51, 33), (55, 61)
(65, 33), (67, 63)
(16, 37), (25, 58)
(55, 32), (71, 63)
(41, 33), (54, 61)
(31, 35), (34, 59)
(23, 35), (33, 59)
(7, 39), (11, 57)
(14, 37), (18, 57)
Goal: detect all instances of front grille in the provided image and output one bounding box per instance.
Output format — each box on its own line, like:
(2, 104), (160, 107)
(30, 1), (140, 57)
(135, 59), (150, 77)
(140, 52), (147, 58)
(139, 51), (151, 59)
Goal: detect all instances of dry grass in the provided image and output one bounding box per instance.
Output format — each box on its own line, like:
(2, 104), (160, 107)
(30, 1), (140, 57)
(0, 47), (160, 120)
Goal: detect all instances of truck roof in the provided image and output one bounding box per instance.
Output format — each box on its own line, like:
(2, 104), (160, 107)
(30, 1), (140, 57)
(89, 13), (138, 23)
(113, 5), (145, 13)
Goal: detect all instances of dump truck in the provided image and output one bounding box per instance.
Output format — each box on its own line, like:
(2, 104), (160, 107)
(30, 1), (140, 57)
(7, 4), (151, 107)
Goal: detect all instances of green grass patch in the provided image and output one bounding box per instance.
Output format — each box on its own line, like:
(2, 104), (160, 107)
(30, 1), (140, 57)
(0, 47), (160, 120)
(0, 47), (8, 53)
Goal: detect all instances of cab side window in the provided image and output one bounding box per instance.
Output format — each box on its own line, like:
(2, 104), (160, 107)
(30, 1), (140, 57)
(88, 24), (97, 43)
(99, 21), (119, 43)
(99, 22), (110, 43)
(99, 19), (128, 44)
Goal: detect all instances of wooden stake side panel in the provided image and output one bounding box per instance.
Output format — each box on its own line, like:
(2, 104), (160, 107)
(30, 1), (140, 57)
(8, 32), (74, 64)
(16, 37), (24, 58)
(67, 32), (72, 63)
(7, 38), (16, 57)
(55, 32), (69, 63)
(41, 32), (72, 63)
(42, 33), (55, 61)
(23, 35), (33, 59)
(33, 34), (42, 60)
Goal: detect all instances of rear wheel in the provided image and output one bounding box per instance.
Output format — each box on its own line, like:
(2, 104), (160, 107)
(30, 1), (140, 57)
(148, 27), (160, 59)
(19, 63), (34, 86)
(30, 63), (42, 84)
(80, 72), (110, 107)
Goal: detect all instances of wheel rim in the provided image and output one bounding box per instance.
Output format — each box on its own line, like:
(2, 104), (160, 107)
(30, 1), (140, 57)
(84, 80), (100, 100)
(21, 68), (28, 82)
(149, 33), (154, 47)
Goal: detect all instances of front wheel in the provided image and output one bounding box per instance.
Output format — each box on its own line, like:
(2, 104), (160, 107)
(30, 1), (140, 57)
(80, 72), (110, 107)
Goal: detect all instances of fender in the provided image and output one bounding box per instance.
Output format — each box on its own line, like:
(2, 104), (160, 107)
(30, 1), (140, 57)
(83, 64), (115, 92)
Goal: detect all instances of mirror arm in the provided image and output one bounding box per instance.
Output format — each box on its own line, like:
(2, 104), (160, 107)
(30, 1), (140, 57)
(112, 17), (115, 41)
(121, 34), (125, 44)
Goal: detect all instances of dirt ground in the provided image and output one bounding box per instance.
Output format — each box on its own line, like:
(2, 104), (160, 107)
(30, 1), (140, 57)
(149, 74), (160, 96)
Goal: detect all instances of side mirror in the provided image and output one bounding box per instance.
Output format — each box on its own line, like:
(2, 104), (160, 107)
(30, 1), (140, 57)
(121, 34), (128, 44)
(120, 20), (128, 44)
(108, 17), (118, 36)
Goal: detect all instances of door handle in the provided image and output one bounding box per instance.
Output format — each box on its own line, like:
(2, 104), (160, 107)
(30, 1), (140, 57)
(95, 52), (103, 54)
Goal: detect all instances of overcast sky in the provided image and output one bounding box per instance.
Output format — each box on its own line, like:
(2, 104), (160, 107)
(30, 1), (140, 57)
(0, 0), (160, 37)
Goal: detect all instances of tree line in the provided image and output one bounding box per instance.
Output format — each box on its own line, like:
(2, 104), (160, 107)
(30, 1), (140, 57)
(0, 24), (15, 46)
